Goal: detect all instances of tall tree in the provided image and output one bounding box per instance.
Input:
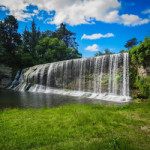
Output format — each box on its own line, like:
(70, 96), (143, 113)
(52, 23), (78, 48)
(0, 15), (21, 54)
(40, 30), (53, 39)
(22, 26), (31, 53)
(125, 38), (138, 50)
(31, 19), (40, 55)
(0, 41), (5, 57)
(22, 19), (40, 56)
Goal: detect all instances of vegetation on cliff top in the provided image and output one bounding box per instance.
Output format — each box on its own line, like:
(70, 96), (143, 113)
(129, 37), (150, 100)
(0, 15), (82, 69)
(129, 37), (150, 66)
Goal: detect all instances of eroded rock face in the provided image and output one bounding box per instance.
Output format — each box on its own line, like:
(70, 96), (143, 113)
(137, 65), (150, 78)
(146, 66), (150, 76)
(0, 64), (12, 88)
(137, 65), (147, 78)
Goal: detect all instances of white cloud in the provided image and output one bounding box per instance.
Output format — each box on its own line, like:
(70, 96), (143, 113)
(85, 44), (99, 51)
(120, 14), (149, 26)
(7, 10), (36, 21)
(82, 33), (114, 40)
(0, 0), (149, 26)
(142, 9), (150, 14)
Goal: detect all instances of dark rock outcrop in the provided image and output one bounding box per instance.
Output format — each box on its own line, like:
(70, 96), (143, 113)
(0, 64), (12, 88)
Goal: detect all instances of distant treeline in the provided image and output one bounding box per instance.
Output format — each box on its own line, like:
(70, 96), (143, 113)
(0, 15), (82, 69)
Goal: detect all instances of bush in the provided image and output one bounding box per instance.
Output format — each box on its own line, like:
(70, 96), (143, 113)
(129, 37), (150, 100)
(135, 76), (150, 98)
(129, 37), (150, 66)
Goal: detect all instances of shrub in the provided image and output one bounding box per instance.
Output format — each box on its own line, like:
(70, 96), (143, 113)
(135, 76), (150, 98)
(129, 37), (150, 66)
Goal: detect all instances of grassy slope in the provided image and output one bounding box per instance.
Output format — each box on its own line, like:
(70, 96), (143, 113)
(0, 103), (150, 150)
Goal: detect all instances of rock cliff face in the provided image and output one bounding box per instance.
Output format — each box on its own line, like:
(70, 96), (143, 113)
(137, 65), (150, 78)
(0, 64), (12, 89)
(145, 66), (150, 76)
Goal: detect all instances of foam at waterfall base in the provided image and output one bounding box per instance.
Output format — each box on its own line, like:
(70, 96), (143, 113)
(27, 84), (131, 102)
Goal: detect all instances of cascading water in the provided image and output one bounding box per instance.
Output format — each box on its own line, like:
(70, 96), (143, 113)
(9, 53), (131, 102)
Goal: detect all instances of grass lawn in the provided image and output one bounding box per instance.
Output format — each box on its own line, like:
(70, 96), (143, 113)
(0, 102), (150, 150)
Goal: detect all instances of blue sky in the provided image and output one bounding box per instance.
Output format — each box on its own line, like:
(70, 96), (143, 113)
(0, 0), (150, 57)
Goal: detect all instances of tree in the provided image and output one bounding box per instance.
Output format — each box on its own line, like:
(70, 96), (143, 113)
(120, 50), (127, 53)
(104, 49), (113, 55)
(124, 38), (138, 50)
(67, 47), (82, 59)
(0, 41), (4, 52)
(0, 15), (22, 55)
(52, 23), (78, 48)
(22, 26), (31, 53)
(22, 20), (40, 56)
(0, 41), (5, 58)
(0, 15), (82, 68)
(31, 19), (40, 55)
(35, 37), (81, 64)
(40, 30), (53, 39)
(95, 49), (113, 56)
(129, 37), (150, 66)
(95, 51), (103, 56)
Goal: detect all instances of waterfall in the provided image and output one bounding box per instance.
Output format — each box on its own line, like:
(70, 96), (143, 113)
(94, 57), (98, 93)
(123, 53), (130, 96)
(112, 54), (119, 95)
(99, 56), (105, 93)
(10, 53), (131, 102)
(88, 57), (92, 91)
(7, 70), (20, 89)
(79, 59), (84, 91)
(108, 55), (113, 94)
(47, 64), (53, 87)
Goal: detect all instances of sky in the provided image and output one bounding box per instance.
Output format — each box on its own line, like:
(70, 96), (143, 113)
(0, 0), (150, 58)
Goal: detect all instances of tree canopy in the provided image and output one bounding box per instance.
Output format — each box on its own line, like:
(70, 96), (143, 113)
(95, 49), (113, 56)
(124, 38), (138, 50)
(0, 15), (22, 55)
(52, 23), (78, 48)
(35, 37), (81, 64)
(0, 16), (82, 69)
(129, 37), (150, 66)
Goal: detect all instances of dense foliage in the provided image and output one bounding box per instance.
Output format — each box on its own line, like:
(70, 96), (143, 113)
(129, 37), (150, 66)
(0, 15), (82, 69)
(136, 76), (150, 97)
(129, 37), (150, 99)
(35, 37), (81, 64)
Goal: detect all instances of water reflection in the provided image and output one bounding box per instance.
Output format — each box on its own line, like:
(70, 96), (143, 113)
(0, 90), (129, 109)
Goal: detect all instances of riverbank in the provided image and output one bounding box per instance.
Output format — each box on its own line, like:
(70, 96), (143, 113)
(0, 102), (150, 150)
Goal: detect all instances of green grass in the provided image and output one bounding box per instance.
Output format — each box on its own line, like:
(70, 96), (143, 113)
(0, 103), (150, 150)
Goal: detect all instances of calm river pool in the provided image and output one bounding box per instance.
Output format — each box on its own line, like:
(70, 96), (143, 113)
(0, 90), (128, 109)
